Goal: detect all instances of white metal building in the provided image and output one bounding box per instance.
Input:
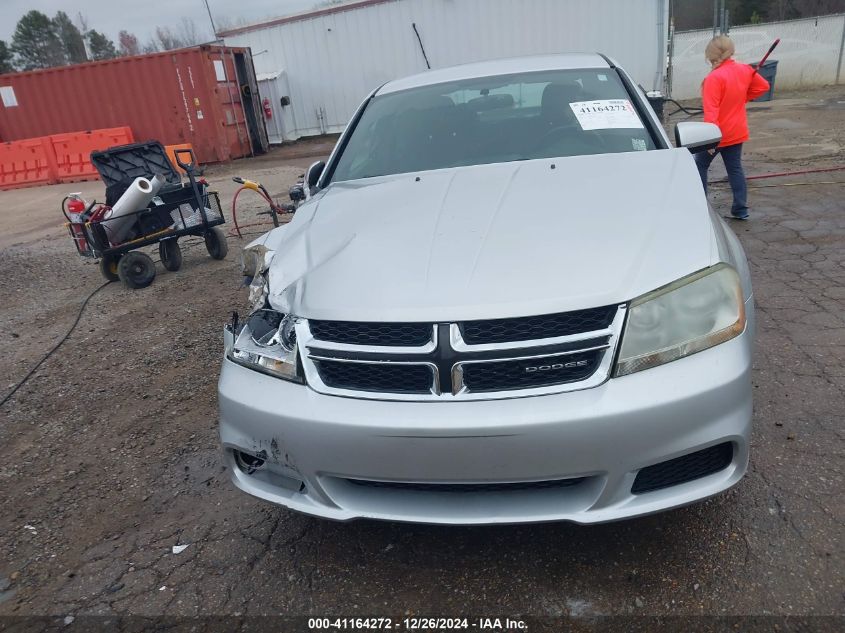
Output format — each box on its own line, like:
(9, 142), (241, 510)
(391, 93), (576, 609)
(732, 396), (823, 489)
(221, 0), (669, 142)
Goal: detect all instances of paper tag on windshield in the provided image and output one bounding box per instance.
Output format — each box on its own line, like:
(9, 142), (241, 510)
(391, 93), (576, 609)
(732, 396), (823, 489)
(569, 99), (643, 131)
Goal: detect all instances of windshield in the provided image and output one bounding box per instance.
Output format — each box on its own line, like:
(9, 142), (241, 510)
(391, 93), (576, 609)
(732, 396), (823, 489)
(329, 68), (657, 183)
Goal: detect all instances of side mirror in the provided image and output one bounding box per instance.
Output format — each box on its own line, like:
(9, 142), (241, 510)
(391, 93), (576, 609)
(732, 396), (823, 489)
(674, 122), (721, 154)
(305, 160), (325, 197)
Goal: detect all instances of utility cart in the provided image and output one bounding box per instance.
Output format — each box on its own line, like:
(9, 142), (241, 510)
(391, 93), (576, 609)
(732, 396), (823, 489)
(64, 142), (228, 289)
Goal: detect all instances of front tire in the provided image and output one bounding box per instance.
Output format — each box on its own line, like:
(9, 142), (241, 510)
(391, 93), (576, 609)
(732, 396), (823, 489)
(117, 251), (156, 289)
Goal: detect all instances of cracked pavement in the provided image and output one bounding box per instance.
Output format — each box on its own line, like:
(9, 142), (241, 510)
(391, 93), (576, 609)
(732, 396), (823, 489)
(0, 88), (842, 621)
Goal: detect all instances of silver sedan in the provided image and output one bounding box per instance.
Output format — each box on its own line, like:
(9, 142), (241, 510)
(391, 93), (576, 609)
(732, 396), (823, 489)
(218, 53), (753, 524)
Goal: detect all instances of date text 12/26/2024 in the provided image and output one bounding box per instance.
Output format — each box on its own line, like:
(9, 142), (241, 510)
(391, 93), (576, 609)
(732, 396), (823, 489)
(308, 617), (528, 630)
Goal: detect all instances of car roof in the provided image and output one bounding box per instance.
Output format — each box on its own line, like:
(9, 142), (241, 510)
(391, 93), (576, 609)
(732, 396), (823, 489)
(377, 53), (612, 95)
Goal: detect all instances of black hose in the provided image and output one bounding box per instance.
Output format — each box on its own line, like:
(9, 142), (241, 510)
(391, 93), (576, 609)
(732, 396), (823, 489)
(0, 236), (231, 410)
(0, 235), (214, 409)
(665, 98), (704, 116)
(0, 281), (111, 409)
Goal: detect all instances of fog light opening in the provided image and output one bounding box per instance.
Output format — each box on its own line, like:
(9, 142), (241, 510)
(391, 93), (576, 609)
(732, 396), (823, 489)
(234, 450), (266, 475)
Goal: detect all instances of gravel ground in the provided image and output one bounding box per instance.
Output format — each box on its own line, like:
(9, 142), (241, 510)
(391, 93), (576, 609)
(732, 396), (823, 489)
(0, 89), (842, 628)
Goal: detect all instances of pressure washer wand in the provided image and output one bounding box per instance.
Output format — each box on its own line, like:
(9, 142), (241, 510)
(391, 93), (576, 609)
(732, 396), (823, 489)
(752, 38), (780, 75)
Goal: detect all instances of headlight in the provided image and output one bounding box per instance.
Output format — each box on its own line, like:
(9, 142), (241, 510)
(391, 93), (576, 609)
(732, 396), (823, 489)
(615, 264), (745, 377)
(229, 309), (303, 383)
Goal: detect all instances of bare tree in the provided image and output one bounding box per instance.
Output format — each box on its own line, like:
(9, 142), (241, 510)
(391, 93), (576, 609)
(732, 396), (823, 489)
(118, 30), (140, 56)
(176, 17), (202, 46)
(214, 15), (253, 32)
(142, 39), (160, 54)
(155, 26), (184, 51)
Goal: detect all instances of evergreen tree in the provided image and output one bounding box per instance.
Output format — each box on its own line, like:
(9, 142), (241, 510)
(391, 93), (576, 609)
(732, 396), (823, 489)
(53, 11), (87, 64)
(11, 10), (65, 70)
(0, 40), (14, 74)
(87, 30), (119, 61)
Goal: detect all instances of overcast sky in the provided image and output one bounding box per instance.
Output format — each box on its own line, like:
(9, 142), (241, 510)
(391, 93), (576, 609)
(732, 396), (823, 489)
(1, 0), (318, 44)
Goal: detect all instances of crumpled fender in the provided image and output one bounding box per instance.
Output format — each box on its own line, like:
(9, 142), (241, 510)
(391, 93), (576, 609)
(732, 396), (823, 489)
(264, 215), (355, 315)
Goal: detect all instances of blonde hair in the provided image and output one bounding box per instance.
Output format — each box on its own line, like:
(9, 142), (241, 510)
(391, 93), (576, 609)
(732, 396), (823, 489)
(705, 35), (735, 67)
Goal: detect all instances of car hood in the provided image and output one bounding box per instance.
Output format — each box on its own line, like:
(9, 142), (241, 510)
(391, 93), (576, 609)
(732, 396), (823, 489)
(264, 148), (717, 321)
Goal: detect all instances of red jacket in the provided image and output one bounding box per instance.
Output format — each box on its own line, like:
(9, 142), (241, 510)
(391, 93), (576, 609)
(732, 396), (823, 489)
(702, 59), (770, 147)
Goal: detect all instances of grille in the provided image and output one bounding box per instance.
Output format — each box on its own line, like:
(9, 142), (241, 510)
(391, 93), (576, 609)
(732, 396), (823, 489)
(346, 477), (586, 493)
(304, 305), (621, 399)
(632, 443), (734, 494)
(461, 350), (603, 392)
(314, 359), (433, 394)
(309, 320), (432, 346)
(460, 305), (617, 344)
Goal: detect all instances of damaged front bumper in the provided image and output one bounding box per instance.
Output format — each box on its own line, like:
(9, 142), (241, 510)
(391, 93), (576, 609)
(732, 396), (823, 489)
(218, 325), (753, 525)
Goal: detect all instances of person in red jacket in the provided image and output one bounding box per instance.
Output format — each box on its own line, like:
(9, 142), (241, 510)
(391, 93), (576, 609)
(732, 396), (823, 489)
(695, 35), (770, 220)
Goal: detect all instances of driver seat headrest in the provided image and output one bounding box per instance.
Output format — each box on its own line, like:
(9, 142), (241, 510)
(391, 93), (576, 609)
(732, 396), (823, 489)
(541, 82), (584, 120)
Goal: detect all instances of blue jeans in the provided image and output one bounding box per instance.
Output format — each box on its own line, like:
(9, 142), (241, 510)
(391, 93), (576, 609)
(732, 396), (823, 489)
(694, 143), (748, 217)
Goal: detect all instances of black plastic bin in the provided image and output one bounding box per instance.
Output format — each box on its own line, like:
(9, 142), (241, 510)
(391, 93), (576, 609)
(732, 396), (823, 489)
(750, 60), (778, 102)
(646, 93), (665, 120)
(91, 141), (183, 206)
(89, 141), (219, 243)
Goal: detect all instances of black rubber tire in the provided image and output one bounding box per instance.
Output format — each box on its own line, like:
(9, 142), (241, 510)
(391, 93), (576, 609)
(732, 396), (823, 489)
(205, 226), (229, 260)
(158, 239), (183, 272)
(117, 251), (157, 289)
(99, 255), (120, 282)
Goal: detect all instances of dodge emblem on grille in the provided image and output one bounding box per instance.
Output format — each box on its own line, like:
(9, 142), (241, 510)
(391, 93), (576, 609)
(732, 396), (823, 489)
(525, 360), (590, 373)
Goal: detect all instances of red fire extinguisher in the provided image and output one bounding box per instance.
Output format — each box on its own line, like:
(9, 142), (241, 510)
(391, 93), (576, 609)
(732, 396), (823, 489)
(262, 97), (272, 119)
(64, 194), (90, 254)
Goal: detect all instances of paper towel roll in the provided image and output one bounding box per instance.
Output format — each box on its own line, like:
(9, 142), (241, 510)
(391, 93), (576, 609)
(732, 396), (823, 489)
(149, 173), (167, 197)
(103, 177), (157, 244)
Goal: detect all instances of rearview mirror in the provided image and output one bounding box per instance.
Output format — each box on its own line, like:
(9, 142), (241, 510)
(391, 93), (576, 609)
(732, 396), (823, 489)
(468, 93), (515, 112)
(674, 122), (721, 154)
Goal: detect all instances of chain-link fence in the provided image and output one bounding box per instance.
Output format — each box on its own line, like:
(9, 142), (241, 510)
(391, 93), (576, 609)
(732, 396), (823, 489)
(670, 13), (845, 99)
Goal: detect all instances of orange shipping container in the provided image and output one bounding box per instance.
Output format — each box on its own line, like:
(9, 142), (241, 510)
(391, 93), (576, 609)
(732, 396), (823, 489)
(0, 45), (268, 165)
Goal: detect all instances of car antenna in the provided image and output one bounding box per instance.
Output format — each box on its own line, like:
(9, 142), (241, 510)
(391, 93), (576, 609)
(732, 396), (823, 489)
(412, 23), (431, 70)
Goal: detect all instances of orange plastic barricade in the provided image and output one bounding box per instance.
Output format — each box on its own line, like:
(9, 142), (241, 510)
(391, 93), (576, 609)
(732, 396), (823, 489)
(165, 143), (194, 174)
(0, 137), (58, 190)
(51, 126), (134, 183)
